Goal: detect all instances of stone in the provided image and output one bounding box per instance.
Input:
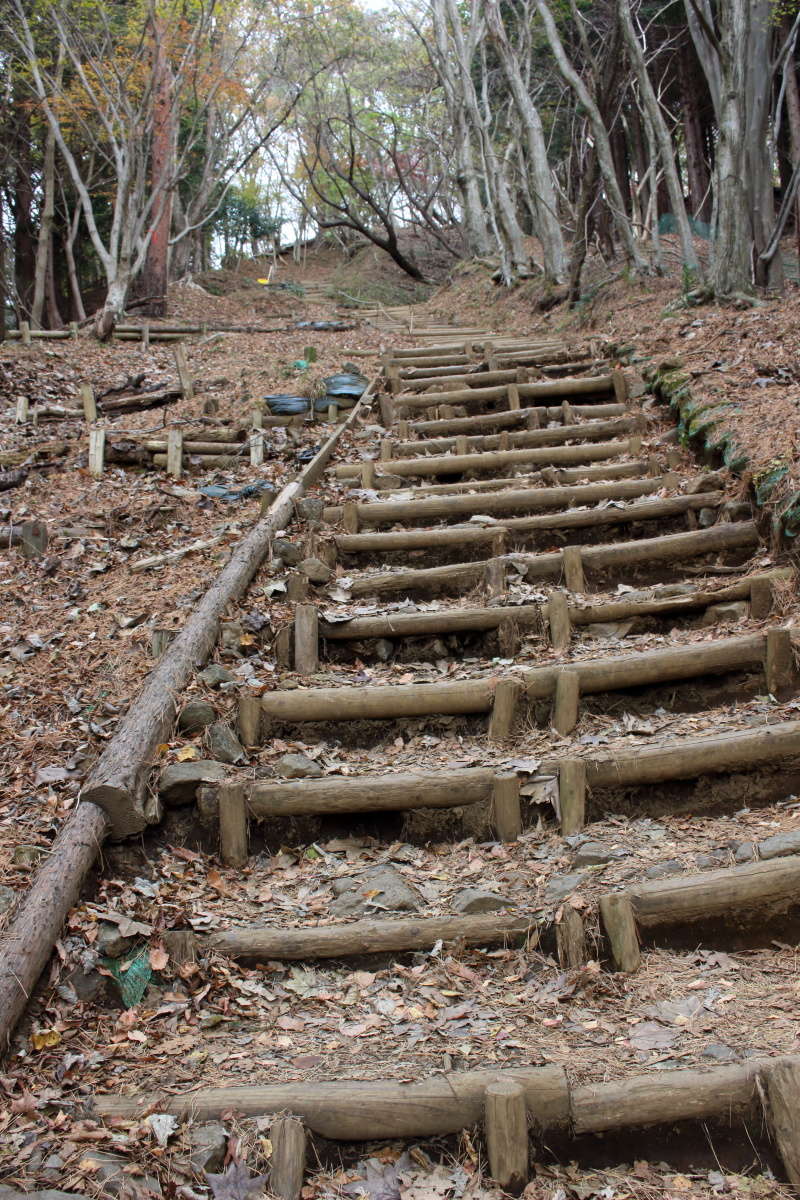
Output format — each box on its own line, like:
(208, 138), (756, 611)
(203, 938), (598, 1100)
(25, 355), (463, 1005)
(720, 501), (752, 522)
(702, 1043), (739, 1063)
(188, 1121), (228, 1173)
(331, 866), (420, 917)
(543, 871), (589, 902)
(220, 621), (243, 651)
(735, 841), (756, 863)
(74, 1150), (162, 1197)
(0, 884), (16, 914)
(298, 556), (332, 584)
(61, 964), (109, 1004)
(695, 849), (728, 869)
(273, 538), (303, 566)
(701, 601), (748, 627)
(687, 471), (726, 495)
(0, 1190), (84, 1200)
(697, 508), (718, 528)
(296, 497), (325, 522)
(277, 752), (323, 779)
(198, 664), (234, 688)
(159, 760), (229, 804)
(452, 887), (509, 914)
(96, 922), (137, 959)
(759, 830), (800, 859)
(373, 638), (394, 662)
(208, 721), (245, 765)
(644, 859), (683, 880)
(178, 699), (216, 732)
(572, 842), (627, 867)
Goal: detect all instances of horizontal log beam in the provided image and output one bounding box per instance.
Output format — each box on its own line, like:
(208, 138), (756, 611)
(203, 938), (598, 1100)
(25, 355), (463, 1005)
(334, 438), (634, 482)
(628, 854), (800, 928)
(245, 768), (495, 815)
(394, 374), (617, 411)
(401, 461), (649, 498)
(408, 403), (626, 437)
(385, 417), (639, 459)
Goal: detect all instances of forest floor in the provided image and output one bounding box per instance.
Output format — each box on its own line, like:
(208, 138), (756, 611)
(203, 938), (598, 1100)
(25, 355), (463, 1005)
(2, 245), (800, 1200)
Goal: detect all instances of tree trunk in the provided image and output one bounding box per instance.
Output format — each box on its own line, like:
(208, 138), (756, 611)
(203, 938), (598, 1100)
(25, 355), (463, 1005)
(13, 80), (35, 322)
(63, 202), (86, 322)
(678, 35), (712, 222)
(137, 21), (174, 316)
(782, 16), (800, 261)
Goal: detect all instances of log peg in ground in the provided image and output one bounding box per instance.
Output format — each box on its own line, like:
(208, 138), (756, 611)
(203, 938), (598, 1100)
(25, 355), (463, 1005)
(765, 627), (795, 696)
(89, 428), (106, 477)
(294, 604), (319, 675)
(286, 572), (309, 602)
(552, 669), (580, 735)
(766, 1058), (800, 1188)
(238, 694), (262, 746)
(269, 1115), (307, 1200)
(485, 557), (507, 599)
(556, 907), (587, 969)
(342, 501), (359, 533)
(599, 892), (641, 972)
(750, 575), (775, 620)
(558, 758), (586, 835)
(485, 1080), (529, 1196)
(489, 679), (522, 744)
(547, 590), (571, 651)
(219, 783), (248, 867)
(562, 545), (585, 593)
(491, 772), (522, 841)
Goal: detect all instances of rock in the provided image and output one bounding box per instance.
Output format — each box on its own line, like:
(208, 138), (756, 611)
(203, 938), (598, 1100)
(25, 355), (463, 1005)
(373, 638), (394, 662)
(702, 1043), (739, 1062)
(61, 964), (109, 1004)
(720, 501), (752, 522)
(277, 752), (323, 779)
(298, 556), (332, 584)
(0, 1191), (84, 1200)
(96, 922), (135, 959)
(735, 841), (756, 863)
(273, 538), (303, 565)
(697, 507), (718, 528)
(543, 871), (589, 902)
(376, 473), (405, 488)
(644, 859), (683, 880)
(0, 884), (16, 914)
(188, 1121), (228, 1173)
(452, 887), (509, 914)
(695, 849), (728, 869)
(220, 621), (243, 651)
(331, 866), (420, 917)
(296, 498), (325, 522)
(701, 601), (748, 627)
(572, 842), (627, 867)
(687, 471), (726, 494)
(178, 699), (216, 732)
(208, 721), (245, 765)
(75, 1150), (162, 1198)
(758, 830), (800, 860)
(40, 1154), (65, 1179)
(198, 664), (234, 688)
(159, 760), (229, 804)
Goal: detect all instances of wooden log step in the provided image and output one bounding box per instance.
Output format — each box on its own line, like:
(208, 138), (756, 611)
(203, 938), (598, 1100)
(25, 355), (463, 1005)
(393, 373), (618, 411)
(601, 855), (800, 973)
(141, 440), (244, 454)
(389, 354), (471, 369)
(334, 437), (634, 481)
(88, 1065), (571, 1135)
(328, 475), (666, 534)
(318, 570), (788, 642)
(396, 368), (523, 389)
(402, 460), (650, 497)
(333, 494), (725, 556)
(243, 768), (495, 814)
(257, 629), (771, 726)
(408, 402), (627, 436)
(190, 912), (533, 960)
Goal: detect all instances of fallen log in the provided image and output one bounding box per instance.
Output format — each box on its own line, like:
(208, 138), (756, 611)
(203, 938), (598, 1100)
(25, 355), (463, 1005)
(98, 387), (182, 414)
(88, 1066), (571, 1136)
(0, 469), (29, 493)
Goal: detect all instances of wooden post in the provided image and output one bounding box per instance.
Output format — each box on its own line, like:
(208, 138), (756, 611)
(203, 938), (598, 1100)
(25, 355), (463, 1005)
(294, 605), (319, 675)
(485, 557), (507, 599)
(599, 892), (641, 972)
(269, 1115), (307, 1200)
(174, 344), (194, 399)
(563, 545), (585, 592)
(488, 679), (521, 744)
(525, 408), (540, 429)
(88, 428), (106, 477)
(15, 396), (28, 423)
(20, 321), (31, 345)
(219, 784), (248, 867)
(552, 669), (580, 735)
(70, 321), (78, 340)
(507, 383), (520, 411)
(250, 431), (265, 467)
(19, 520), (48, 560)
(342, 502), (359, 533)
(142, 323), (150, 350)
(629, 434), (643, 455)
(559, 758), (586, 835)
(561, 400), (574, 426)
(750, 576), (774, 620)
(274, 624), (293, 668)
(498, 431), (510, 451)
(238, 695), (262, 746)
(166, 429), (183, 477)
(547, 591), (571, 651)
(491, 772), (522, 842)
(397, 420), (410, 439)
(252, 407), (263, 430)
(766, 1059), (800, 1189)
(766, 628), (795, 695)
(326, 403), (337, 424)
(81, 383), (97, 423)
(485, 1080), (528, 1196)
(380, 438), (393, 461)
(455, 435), (469, 456)
(361, 461), (375, 489)
(556, 908), (586, 969)
(287, 572), (309, 602)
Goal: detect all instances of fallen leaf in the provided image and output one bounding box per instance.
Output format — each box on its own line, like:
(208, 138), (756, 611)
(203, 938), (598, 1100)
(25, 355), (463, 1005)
(206, 1158), (269, 1200)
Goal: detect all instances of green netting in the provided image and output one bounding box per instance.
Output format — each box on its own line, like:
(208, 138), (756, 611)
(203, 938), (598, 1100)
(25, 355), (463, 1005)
(781, 492), (800, 538)
(658, 213), (712, 240)
(102, 946), (152, 1008)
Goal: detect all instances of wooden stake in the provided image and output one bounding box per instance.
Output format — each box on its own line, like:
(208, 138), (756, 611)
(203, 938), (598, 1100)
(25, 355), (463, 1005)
(525, 408), (540, 429)
(88, 428), (106, 477)
(275, 624), (293, 668)
(294, 604), (319, 675)
(397, 420), (410, 439)
(547, 591), (571, 651)
(629, 434), (643, 455)
(287, 572), (309, 602)
(166, 429), (183, 477)
(559, 758), (586, 835)
(455, 435), (469, 456)
(251, 407), (263, 430)
(142, 323), (150, 350)
(488, 679), (521, 744)
(70, 321), (78, 340)
(361, 461), (375, 489)
(269, 1115), (307, 1200)
(174, 344), (194, 399)
(238, 695), (262, 746)
(498, 431), (510, 451)
(750, 575), (774, 620)
(342, 501), (359, 533)
(600, 893), (640, 972)
(219, 784), (248, 867)
(81, 383), (97, 423)
(485, 1080), (528, 1196)
(507, 383), (521, 411)
(563, 545), (585, 592)
(552, 668), (580, 735)
(491, 772), (522, 842)
(485, 557), (507, 599)
(250, 431), (265, 466)
(20, 321), (31, 345)
(556, 908), (586, 969)
(766, 628), (795, 695)
(380, 438), (393, 461)
(15, 396), (28, 423)
(766, 1059), (800, 1188)
(561, 400), (574, 426)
